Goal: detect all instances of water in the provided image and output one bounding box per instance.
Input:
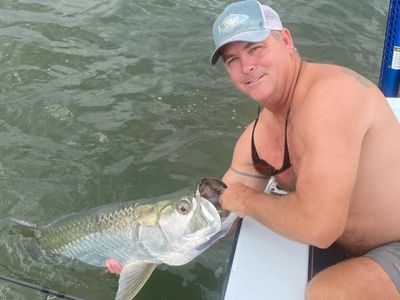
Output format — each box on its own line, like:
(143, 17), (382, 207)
(0, 0), (389, 299)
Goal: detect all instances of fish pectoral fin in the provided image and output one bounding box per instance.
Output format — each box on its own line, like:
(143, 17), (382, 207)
(115, 261), (157, 300)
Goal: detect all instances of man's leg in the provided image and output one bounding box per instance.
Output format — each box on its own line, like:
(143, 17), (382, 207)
(306, 256), (399, 300)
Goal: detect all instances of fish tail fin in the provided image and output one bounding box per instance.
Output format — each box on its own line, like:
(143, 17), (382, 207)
(9, 217), (42, 237)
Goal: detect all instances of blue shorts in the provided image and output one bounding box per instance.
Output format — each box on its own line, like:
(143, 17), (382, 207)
(364, 241), (400, 293)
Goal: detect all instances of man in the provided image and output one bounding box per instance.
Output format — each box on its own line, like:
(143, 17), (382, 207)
(212, 0), (400, 299)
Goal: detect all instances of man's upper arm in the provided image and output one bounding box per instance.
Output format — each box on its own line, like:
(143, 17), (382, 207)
(294, 84), (371, 233)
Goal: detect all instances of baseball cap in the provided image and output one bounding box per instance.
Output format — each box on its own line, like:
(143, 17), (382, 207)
(210, 0), (283, 65)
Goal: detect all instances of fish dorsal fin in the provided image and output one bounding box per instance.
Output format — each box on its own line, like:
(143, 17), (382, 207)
(115, 261), (157, 300)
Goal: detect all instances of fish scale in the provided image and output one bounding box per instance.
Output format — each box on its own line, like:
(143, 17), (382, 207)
(39, 202), (157, 253)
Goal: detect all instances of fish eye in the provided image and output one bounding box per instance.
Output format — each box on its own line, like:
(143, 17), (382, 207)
(176, 200), (191, 215)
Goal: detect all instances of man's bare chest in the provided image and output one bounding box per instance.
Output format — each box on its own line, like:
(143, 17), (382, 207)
(274, 168), (296, 192)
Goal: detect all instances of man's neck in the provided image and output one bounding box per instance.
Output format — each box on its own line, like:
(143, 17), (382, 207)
(268, 55), (303, 119)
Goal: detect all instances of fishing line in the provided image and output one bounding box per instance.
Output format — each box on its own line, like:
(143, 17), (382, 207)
(0, 273), (84, 300)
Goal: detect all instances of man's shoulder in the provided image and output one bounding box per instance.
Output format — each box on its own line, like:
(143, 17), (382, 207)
(293, 63), (379, 135)
(298, 63), (377, 111)
(304, 63), (374, 95)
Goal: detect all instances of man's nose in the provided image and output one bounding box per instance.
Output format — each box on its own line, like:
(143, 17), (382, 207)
(241, 59), (256, 74)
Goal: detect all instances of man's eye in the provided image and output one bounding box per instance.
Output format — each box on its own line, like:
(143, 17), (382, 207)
(250, 46), (262, 53)
(226, 57), (238, 65)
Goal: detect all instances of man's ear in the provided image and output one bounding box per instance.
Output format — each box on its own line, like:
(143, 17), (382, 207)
(281, 28), (295, 52)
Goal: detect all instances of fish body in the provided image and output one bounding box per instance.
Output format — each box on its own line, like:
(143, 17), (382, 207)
(12, 180), (236, 300)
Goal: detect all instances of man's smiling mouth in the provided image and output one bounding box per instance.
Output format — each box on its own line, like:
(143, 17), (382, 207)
(246, 74), (265, 85)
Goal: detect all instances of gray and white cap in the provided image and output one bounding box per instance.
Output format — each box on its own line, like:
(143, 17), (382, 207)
(210, 0), (283, 65)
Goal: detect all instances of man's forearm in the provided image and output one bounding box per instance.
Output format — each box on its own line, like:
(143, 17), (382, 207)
(242, 190), (341, 248)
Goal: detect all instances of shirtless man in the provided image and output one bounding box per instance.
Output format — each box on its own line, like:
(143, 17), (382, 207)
(107, 1), (400, 298)
(210, 0), (400, 299)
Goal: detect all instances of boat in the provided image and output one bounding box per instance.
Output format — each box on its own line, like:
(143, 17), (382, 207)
(221, 0), (400, 299)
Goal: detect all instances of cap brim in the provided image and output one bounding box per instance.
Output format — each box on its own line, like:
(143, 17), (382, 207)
(210, 30), (271, 65)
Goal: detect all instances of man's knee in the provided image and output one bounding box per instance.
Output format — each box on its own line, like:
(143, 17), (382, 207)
(306, 271), (347, 300)
(306, 256), (399, 300)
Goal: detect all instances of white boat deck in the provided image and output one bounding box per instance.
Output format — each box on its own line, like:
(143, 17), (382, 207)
(223, 217), (308, 300)
(223, 97), (400, 300)
(387, 97), (400, 119)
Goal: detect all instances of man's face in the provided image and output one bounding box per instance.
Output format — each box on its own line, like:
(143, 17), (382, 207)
(221, 32), (291, 105)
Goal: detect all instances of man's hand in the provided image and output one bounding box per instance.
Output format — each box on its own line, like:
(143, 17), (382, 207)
(219, 183), (257, 217)
(105, 258), (124, 274)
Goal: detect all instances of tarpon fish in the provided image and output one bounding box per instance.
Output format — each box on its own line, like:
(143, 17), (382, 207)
(11, 178), (235, 300)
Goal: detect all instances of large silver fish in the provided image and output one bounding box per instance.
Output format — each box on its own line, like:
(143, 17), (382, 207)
(11, 178), (235, 300)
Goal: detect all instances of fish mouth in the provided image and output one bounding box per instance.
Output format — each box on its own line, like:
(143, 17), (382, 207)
(197, 195), (222, 227)
(191, 194), (236, 254)
(196, 178), (226, 210)
(195, 177), (233, 223)
(184, 178), (238, 256)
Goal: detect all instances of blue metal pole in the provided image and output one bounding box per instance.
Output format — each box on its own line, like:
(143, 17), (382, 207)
(379, 0), (400, 97)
